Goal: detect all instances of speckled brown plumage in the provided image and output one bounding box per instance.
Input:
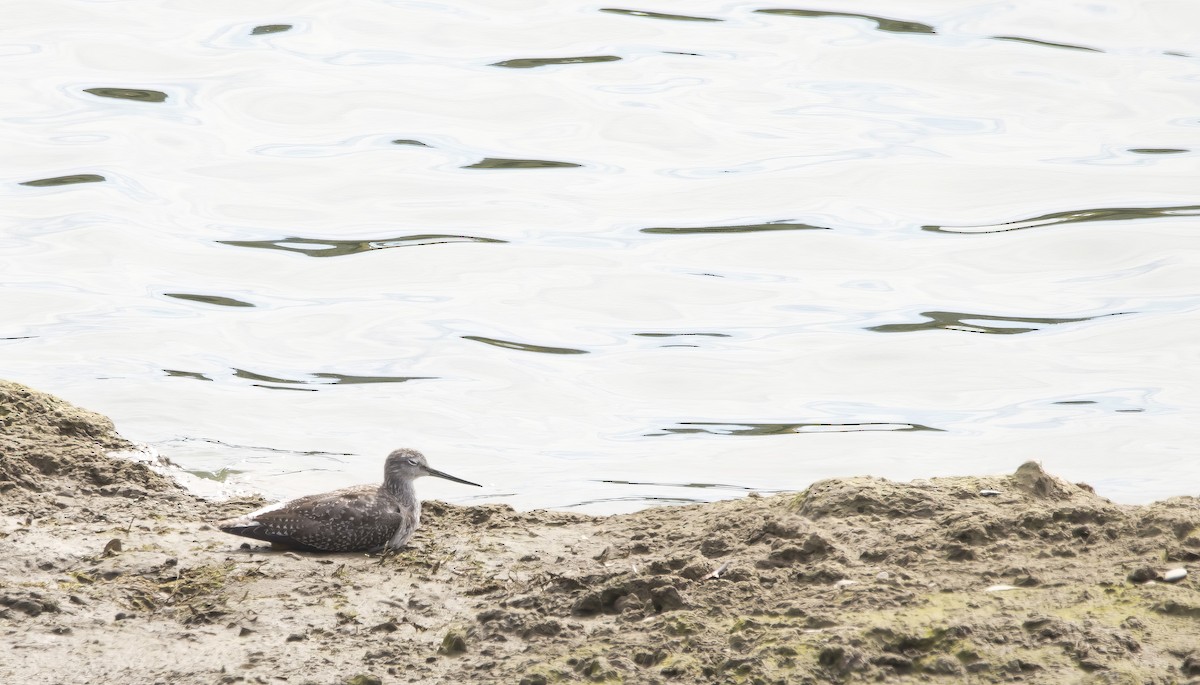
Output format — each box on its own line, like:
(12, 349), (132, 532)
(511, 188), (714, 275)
(217, 448), (480, 553)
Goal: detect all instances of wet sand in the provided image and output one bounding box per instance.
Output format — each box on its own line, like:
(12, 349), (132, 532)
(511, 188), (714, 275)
(2, 380), (1198, 684)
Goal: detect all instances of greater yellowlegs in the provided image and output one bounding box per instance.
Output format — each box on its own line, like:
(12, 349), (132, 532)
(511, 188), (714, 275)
(218, 448), (481, 552)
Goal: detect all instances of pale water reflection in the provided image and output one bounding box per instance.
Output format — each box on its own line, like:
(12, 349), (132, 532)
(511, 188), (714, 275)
(2, 0), (1198, 513)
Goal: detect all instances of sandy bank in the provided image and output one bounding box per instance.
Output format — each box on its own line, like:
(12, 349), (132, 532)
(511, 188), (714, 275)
(2, 380), (1198, 684)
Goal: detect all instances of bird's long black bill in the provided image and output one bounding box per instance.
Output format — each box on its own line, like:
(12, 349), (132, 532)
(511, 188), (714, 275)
(425, 467), (482, 487)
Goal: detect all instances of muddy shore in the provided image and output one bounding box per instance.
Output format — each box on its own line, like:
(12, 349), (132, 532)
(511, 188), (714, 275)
(2, 380), (1198, 684)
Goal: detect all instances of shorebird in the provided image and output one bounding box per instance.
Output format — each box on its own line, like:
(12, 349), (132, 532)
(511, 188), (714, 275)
(217, 448), (481, 553)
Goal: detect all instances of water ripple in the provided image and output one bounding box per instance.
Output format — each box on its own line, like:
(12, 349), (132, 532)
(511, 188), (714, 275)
(597, 480), (786, 494)
(218, 234), (506, 257)
(989, 35), (1102, 53)
(462, 158), (583, 169)
(866, 310), (1127, 335)
(923, 204), (1200, 234)
(463, 336), (589, 355)
(163, 293), (255, 308)
(83, 87), (168, 103)
(251, 25), (292, 35)
(490, 56), (622, 69)
(19, 174), (105, 187)
(1127, 148), (1188, 155)
(755, 9), (936, 35)
(640, 221), (830, 235)
(599, 8), (722, 23)
(168, 368), (438, 389)
(649, 421), (943, 437)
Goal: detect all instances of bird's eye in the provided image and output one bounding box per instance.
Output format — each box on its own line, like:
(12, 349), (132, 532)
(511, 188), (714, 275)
(405, 458), (418, 466)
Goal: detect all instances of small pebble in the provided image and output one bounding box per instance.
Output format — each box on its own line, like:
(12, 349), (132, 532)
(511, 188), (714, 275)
(1163, 568), (1187, 583)
(1128, 567), (1158, 584)
(833, 579), (857, 589)
(984, 584), (1019, 592)
(979, 489), (1002, 497)
(876, 571), (890, 582)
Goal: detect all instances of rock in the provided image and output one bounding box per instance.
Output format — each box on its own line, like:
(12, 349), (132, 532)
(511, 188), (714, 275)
(1012, 462), (1072, 500)
(757, 533), (836, 568)
(818, 646), (867, 674)
(1163, 568), (1187, 583)
(570, 593), (601, 616)
(526, 620), (561, 637)
(439, 627), (468, 655)
(1182, 653), (1200, 676)
(1127, 566), (1158, 584)
(871, 653), (912, 670)
(9, 598), (43, 617)
(650, 586), (685, 612)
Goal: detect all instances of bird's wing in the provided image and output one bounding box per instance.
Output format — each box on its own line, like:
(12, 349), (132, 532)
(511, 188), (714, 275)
(220, 485), (402, 552)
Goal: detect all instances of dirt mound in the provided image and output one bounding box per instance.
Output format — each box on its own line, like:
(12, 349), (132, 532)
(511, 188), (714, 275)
(2, 380), (1198, 684)
(436, 465), (1196, 683)
(0, 380), (178, 514)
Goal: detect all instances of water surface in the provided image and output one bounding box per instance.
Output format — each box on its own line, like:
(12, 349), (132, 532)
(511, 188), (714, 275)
(3, 0), (1199, 512)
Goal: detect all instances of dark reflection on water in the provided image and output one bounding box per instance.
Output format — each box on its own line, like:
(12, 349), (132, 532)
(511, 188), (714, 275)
(251, 24), (292, 35)
(600, 8), (722, 22)
(165, 369), (213, 381)
(634, 332), (731, 338)
(565, 496), (701, 508)
(232, 369), (433, 386)
(166, 368), (432, 387)
(1128, 148), (1188, 154)
(650, 421), (942, 436)
(490, 55), (622, 68)
(391, 139), (430, 147)
(162, 436), (355, 457)
(867, 310), (1123, 334)
(463, 158), (582, 169)
(20, 174), (105, 187)
(990, 36), (1102, 53)
(84, 87), (168, 102)
(923, 204), (1200, 234)
(218, 234), (505, 257)
(598, 479), (786, 493)
(164, 293), (255, 308)
(309, 373), (434, 385)
(233, 369), (305, 385)
(463, 336), (589, 355)
(1049, 395), (1146, 412)
(755, 9), (936, 35)
(640, 221), (829, 235)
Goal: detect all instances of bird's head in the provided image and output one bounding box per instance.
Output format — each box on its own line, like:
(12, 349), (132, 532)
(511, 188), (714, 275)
(384, 448), (481, 488)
